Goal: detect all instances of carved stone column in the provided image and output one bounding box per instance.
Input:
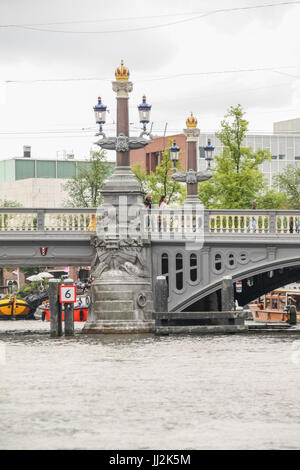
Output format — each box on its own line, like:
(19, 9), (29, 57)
(83, 61), (154, 334)
(112, 80), (132, 167)
(184, 114), (200, 204)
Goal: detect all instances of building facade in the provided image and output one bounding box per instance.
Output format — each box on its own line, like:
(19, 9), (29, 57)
(199, 131), (300, 187)
(132, 119), (300, 187)
(130, 134), (188, 173)
(0, 157), (114, 207)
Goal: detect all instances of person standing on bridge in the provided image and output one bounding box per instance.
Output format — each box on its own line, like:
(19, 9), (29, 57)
(247, 201), (257, 233)
(144, 195), (153, 230)
(159, 195), (168, 232)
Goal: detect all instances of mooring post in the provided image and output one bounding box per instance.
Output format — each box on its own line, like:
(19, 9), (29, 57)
(49, 279), (62, 338)
(63, 278), (75, 336)
(221, 276), (235, 312)
(154, 276), (168, 313)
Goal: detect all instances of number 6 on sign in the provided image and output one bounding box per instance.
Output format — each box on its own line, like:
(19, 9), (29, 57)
(59, 285), (76, 303)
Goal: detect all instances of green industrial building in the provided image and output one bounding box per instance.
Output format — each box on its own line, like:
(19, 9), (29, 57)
(0, 157), (115, 207)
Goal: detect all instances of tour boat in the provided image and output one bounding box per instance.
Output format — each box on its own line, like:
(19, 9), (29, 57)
(250, 288), (300, 322)
(0, 298), (31, 319)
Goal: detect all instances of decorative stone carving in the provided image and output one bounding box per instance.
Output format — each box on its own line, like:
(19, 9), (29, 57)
(116, 134), (130, 152)
(171, 169), (212, 183)
(90, 236), (149, 280)
(183, 127), (200, 142)
(112, 81), (133, 98)
(96, 133), (150, 151)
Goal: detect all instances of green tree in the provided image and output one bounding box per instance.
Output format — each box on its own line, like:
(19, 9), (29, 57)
(198, 105), (271, 208)
(256, 189), (287, 209)
(273, 164), (300, 209)
(131, 163), (148, 194)
(0, 199), (22, 207)
(132, 140), (186, 206)
(63, 150), (113, 207)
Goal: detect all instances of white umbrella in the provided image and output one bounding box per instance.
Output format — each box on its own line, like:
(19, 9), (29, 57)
(38, 272), (54, 279)
(26, 274), (42, 282)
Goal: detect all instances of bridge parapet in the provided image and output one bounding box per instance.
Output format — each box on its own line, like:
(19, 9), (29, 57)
(141, 209), (300, 239)
(0, 208), (96, 232)
(1, 207), (300, 237)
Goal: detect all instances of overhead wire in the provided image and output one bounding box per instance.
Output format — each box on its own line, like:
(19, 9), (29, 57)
(4, 64), (300, 84)
(1, 2), (299, 34)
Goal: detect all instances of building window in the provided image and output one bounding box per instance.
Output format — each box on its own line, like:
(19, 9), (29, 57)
(199, 147), (205, 158)
(176, 253), (183, 290)
(279, 154), (285, 160)
(272, 155), (277, 159)
(190, 254), (197, 282)
(295, 156), (300, 160)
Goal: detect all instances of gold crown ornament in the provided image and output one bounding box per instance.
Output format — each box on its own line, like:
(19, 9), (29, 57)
(186, 112), (197, 128)
(115, 60), (130, 81)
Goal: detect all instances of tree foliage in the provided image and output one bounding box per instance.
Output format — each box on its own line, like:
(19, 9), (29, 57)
(132, 140), (186, 206)
(198, 105), (273, 209)
(63, 150), (113, 207)
(0, 199), (22, 207)
(273, 164), (300, 209)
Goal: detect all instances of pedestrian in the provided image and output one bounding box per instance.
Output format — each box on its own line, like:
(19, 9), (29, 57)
(159, 195), (167, 210)
(159, 195), (168, 232)
(144, 195), (153, 230)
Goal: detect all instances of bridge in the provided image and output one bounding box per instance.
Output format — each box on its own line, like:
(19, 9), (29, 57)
(1, 207), (300, 310)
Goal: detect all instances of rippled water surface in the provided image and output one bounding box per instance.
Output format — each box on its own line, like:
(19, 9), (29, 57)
(0, 321), (299, 450)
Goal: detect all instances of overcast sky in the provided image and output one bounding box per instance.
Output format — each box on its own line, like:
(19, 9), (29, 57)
(0, 0), (300, 160)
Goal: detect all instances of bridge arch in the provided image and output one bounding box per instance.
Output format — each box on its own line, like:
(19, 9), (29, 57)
(173, 257), (300, 312)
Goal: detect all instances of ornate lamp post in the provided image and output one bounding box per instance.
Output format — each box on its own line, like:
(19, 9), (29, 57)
(93, 97), (107, 137)
(204, 138), (215, 169)
(170, 141), (180, 168)
(138, 95), (152, 138)
(83, 61), (154, 335)
(171, 112), (212, 204)
(93, 61), (153, 202)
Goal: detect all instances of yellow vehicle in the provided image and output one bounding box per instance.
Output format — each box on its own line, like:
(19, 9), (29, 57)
(0, 297), (31, 319)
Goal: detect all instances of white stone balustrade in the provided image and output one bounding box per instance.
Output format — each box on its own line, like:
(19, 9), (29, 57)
(0, 212), (37, 231)
(141, 209), (300, 236)
(1, 208), (300, 235)
(0, 209), (96, 232)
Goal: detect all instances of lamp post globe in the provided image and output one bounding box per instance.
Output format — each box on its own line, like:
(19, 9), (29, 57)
(93, 97), (107, 135)
(138, 95), (152, 133)
(170, 141), (180, 168)
(204, 138), (215, 169)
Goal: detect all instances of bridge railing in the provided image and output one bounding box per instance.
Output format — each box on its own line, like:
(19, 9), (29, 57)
(0, 208), (96, 232)
(141, 209), (300, 236)
(1, 207), (300, 235)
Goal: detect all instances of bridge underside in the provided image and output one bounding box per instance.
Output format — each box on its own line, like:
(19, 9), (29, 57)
(182, 265), (300, 311)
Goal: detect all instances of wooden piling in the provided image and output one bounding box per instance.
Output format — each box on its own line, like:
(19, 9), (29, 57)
(154, 276), (168, 313)
(49, 279), (62, 337)
(63, 278), (75, 336)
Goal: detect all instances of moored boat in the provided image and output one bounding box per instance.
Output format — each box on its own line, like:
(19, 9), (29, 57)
(43, 307), (88, 322)
(250, 288), (300, 322)
(0, 298), (30, 319)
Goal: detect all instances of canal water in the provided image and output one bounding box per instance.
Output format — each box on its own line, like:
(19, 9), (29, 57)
(0, 321), (299, 450)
